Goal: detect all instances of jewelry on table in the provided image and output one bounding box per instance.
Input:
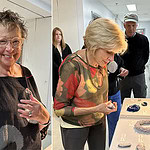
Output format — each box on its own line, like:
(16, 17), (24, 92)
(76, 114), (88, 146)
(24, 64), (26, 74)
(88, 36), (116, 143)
(134, 120), (150, 133)
(136, 143), (145, 150)
(118, 142), (131, 148)
(141, 102), (147, 106)
(127, 104), (140, 112)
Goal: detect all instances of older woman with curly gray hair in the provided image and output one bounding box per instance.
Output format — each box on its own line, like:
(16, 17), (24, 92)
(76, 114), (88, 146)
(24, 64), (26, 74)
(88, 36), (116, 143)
(0, 10), (50, 150)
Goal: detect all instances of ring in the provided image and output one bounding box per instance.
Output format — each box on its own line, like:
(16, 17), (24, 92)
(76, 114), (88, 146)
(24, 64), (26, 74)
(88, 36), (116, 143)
(28, 111), (32, 117)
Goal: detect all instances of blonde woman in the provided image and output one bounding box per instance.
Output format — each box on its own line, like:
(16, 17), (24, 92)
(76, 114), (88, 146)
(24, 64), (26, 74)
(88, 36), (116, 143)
(52, 27), (72, 97)
(54, 18), (127, 150)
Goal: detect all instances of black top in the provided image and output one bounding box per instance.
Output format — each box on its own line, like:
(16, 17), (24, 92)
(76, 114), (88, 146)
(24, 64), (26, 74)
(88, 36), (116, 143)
(108, 54), (124, 96)
(53, 44), (72, 96)
(0, 65), (48, 150)
(120, 33), (149, 76)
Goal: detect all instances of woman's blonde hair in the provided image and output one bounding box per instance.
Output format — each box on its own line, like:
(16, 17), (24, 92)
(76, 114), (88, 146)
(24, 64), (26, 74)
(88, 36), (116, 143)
(84, 18), (127, 54)
(52, 27), (66, 50)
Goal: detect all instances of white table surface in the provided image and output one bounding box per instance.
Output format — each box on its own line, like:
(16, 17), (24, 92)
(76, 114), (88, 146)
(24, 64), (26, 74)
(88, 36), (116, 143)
(120, 98), (150, 119)
(109, 118), (150, 150)
(110, 98), (150, 150)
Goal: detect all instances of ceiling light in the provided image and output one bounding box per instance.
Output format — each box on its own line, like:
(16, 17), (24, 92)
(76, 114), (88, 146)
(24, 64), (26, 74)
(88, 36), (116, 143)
(126, 4), (137, 11)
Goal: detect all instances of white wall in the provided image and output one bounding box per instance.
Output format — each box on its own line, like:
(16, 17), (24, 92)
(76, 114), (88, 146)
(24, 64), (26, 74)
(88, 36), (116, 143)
(83, 0), (114, 29)
(53, 0), (124, 52)
(138, 21), (150, 41)
(83, 0), (124, 30)
(53, 0), (84, 52)
(138, 21), (150, 98)
(22, 17), (52, 148)
(22, 17), (51, 110)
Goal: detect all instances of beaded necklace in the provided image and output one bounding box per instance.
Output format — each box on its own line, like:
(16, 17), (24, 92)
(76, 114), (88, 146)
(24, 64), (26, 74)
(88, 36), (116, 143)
(85, 49), (103, 90)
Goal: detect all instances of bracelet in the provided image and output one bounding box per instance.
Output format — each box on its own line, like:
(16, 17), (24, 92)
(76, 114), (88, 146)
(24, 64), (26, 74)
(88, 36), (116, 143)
(134, 120), (150, 133)
(39, 118), (51, 126)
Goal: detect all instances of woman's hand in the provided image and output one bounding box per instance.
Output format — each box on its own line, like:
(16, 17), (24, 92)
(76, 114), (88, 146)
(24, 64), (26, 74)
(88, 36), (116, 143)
(18, 88), (50, 129)
(95, 100), (117, 115)
(119, 67), (129, 77)
(76, 101), (117, 126)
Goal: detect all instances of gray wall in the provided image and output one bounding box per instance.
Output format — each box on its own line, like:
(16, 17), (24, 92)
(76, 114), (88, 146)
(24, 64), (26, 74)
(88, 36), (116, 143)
(22, 17), (52, 148)
(22, 17), (51, 110)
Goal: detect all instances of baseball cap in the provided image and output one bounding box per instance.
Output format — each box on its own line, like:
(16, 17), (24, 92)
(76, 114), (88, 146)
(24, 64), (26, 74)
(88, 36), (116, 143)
(124, 13), (138, 23)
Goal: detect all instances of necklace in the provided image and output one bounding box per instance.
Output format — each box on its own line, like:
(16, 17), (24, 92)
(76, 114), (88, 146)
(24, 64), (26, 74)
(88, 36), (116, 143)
(85, 49), (103, 90)
(134, 120), (150, 133)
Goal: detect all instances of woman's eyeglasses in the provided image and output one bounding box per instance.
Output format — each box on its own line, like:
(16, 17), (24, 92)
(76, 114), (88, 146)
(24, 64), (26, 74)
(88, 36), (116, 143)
(0, 37), (23, 48)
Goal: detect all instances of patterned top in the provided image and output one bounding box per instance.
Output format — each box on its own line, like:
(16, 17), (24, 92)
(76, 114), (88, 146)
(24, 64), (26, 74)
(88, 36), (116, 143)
(54, 51), (108, 126)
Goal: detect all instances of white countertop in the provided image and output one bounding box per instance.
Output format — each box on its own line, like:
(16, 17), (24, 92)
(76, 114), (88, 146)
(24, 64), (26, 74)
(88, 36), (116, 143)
(110, 98), (150, 150)
(120, 98), (150, 119)
(110, 118), (150, 150)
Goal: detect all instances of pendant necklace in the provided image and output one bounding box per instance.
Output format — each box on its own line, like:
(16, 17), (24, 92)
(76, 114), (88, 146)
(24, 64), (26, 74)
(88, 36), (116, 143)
(85, 49), (103, 90)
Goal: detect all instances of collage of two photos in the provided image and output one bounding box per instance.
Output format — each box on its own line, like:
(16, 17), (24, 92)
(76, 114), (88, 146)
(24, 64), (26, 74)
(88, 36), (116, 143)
(1, 0), (150, 150)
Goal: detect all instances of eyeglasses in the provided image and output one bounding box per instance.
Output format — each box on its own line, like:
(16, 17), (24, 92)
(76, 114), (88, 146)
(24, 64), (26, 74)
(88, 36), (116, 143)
(0, 37), (23, 48)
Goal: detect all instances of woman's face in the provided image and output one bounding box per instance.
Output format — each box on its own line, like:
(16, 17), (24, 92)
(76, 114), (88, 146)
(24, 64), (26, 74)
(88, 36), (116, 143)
(0, 25), (23, 67)
(94, 48), (114, 68)
(55, 30), (62, 43)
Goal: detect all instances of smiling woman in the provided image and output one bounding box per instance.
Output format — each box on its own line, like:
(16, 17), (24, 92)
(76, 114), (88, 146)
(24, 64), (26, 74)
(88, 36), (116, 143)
(0, 10), (50, 150)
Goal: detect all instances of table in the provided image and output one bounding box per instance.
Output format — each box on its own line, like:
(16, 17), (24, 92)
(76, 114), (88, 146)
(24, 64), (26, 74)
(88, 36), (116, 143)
(109, 98), (150, 150)
(120, 98), (150, 119)
(109, 118), (150, 149)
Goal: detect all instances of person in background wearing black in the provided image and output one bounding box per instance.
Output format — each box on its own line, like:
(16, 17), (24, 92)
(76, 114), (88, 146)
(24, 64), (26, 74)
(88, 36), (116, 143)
(52, 27), (72, 97)
(107, 54), (128, 146)
(120, 13), (149, 104)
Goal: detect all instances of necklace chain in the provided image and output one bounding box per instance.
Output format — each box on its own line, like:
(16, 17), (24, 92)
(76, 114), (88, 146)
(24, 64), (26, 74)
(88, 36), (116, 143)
(85, 49), (103, 90)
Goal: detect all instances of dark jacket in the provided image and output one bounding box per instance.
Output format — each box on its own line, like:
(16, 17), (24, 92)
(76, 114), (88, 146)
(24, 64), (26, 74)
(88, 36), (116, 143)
(120, 33), (149, 76)
(108, 54), (124, 96)
(53, 44), (72, 96)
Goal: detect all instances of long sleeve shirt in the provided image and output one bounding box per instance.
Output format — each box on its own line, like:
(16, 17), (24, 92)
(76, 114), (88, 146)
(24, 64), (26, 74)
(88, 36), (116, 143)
(120, 33), (149, 76)
(54, 51), (108, 126)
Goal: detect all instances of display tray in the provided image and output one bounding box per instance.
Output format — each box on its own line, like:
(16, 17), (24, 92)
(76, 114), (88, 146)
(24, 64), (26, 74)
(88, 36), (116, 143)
(120, 98), (150, 119)
(110, 118), (150, 150)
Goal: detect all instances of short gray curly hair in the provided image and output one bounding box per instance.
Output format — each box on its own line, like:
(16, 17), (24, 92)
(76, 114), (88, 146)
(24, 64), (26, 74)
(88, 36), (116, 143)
(0, 9), (28, 38)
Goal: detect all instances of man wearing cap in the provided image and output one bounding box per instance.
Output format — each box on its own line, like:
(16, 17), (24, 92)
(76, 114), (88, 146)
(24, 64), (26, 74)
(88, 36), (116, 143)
(120, 13), (149, 104)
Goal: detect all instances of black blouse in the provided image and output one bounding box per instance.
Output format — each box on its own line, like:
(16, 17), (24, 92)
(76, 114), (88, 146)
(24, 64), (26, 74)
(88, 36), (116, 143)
(0, 65), (48, 150)
(108, 54), (124, 96)
(53, 44), (72, 97)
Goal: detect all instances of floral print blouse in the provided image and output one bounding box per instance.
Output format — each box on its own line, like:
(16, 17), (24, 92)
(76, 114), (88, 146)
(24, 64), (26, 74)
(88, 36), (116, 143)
(54, 51), (108, 126)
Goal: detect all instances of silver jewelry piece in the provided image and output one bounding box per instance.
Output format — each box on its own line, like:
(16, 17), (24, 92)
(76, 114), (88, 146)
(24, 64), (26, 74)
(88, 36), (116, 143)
(28, 111), (32, 117)
(118, 142), (131, 148)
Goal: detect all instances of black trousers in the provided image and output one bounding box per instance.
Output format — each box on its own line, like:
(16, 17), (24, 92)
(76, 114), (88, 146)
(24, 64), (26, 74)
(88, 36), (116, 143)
(60, 117), (106, 150)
